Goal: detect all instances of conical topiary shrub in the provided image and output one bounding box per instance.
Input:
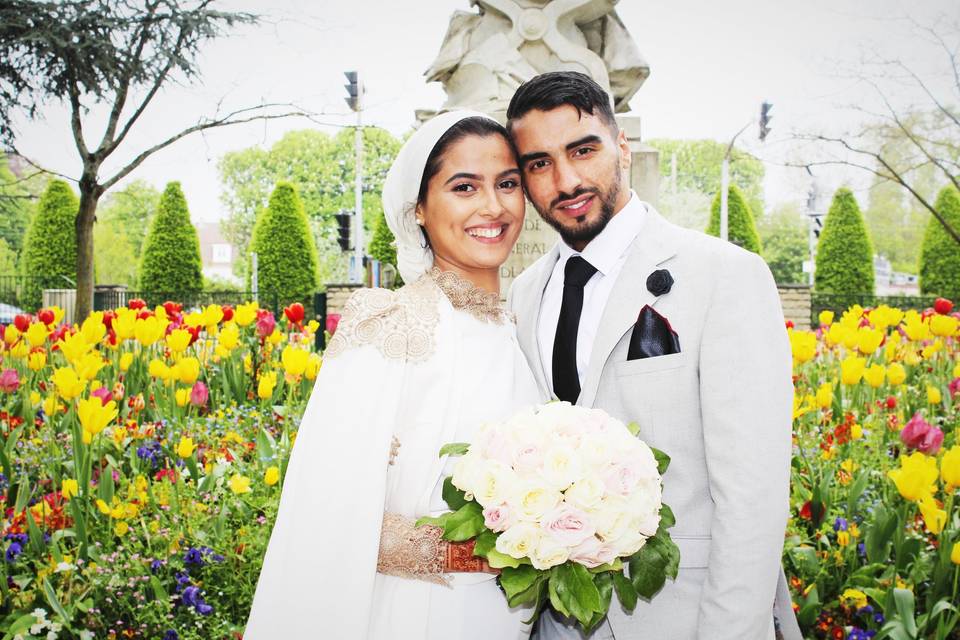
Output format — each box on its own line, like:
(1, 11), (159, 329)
(368, 212), (401, 287)
(138, 182), (203, 294)
(706, 184), (762, 254)
(814, 187), (874, 295)
(21, 179), (78, 310)
(249, 182), (318, 303)
(919, 186), (960, 300)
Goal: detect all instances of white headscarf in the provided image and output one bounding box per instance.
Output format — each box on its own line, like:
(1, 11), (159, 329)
(382, 110), (496, 284)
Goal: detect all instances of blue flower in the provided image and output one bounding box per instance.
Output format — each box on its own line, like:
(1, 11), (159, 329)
(163, 631), (178, 640)
(184, 548), (204, 567)
(874, 612), (885, 624)
(833, 517), (848, 532)
(150, 559), (164, 573)
(5, 542), (22, 563)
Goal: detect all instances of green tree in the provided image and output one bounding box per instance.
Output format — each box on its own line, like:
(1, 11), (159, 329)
(220, 127), (402, 283)
(705, 185), (762, 254)
(919, 186), (960, 300)
(368, 212), (401, 287)
(0, 155), (38, 257)
(757, 203), (807, 284)
(249, 182), (318, 303)
(20, 179), (78, 308)
(815, 188), (875, 295)
(94, 180), (161, 286)
(0, 238), (18, 275)
(138, 182), (203, 294)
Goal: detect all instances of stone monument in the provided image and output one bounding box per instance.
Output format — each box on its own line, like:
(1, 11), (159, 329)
(418, 0), (660, 294)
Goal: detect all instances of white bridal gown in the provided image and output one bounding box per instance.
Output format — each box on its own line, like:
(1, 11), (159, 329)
(244, 268), (542, 639)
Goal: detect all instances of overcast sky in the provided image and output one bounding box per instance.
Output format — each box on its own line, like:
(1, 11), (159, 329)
(10, 0), (958, 222)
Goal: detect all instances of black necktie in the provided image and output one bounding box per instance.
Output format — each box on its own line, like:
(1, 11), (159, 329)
(552, 255), (598, 403)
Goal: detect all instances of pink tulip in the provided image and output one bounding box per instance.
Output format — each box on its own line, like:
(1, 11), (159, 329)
(949, 378), (960, 399)
(900, 412), (944, 455)
(256, 311), (276, 339)
(91, 386), (112, 406)
(0, 369), (19, 393)
(326, 314), (341, 335)
(190, 381), (209, 407)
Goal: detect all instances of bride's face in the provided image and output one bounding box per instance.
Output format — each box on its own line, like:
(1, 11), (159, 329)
(416, 133), (525, 274)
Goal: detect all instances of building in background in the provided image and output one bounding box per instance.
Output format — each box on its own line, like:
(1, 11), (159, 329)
(196, 222), (239, 285)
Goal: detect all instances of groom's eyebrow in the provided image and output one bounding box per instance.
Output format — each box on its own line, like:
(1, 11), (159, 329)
(566, 135), (602, 150)
(518, 135), (604, 167)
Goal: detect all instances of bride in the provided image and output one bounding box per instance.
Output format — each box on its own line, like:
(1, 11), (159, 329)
(244, 111), (543, 639)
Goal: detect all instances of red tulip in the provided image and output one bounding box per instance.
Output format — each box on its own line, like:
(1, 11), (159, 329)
(221, 305), (234, 323)
(934, 298), (953, 315)
(137, 310), (152, 321)
(326, 313), (341, 335)
(101, 309), (116, 329)
(885, 396), (897, 410)
(13, 314), (30, 333)
(163, 301), (182, 316)
(284, 302), (305, 326)
(37, 308), (55, 326)
(128, 298), (147, 311)
(256, 310), (276, 339)
(784, 320), (794, 330)
(187, 325), (202, 346)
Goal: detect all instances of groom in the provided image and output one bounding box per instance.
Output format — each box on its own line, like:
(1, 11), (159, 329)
(505, 72), (801, 640)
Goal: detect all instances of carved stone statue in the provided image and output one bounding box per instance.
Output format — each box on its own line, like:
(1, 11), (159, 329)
(420, 0), (649, 119)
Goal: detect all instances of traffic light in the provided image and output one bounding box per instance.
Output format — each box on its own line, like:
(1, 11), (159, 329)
(344, 71), (361, 112)
(335, 212), (351, 251)
(813, 216), (823, 238)
(759, 101), (773, 142)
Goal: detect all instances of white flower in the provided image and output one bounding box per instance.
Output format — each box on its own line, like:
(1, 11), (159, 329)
(472, 461), (519, 508)
(591, 495), (632, 542)
(564, 476), (605, 511)
(511, 481), (562, 522)
(542, 504), (595, 548)
(541, 444), (584, 490)
(79, 631), (96, 640)
(451, 450), (485, 494)
(530, 533), (571, 570)
(496, 521), (543, 560)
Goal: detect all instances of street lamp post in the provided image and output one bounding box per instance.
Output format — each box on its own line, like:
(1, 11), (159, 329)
(720, 101), (772, 242)
(344, 71), (364, 284)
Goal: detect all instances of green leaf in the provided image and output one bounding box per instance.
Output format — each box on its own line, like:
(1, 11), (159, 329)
(439, 442), (470, 457)
(658, 503), (676, 530)
(650, 447), (670, 475)
(43, 576), (72, 624)
(442, 477), (468, 511)
(549, 563), (604, 628)
(486, 548), (521, 569)
(473, 530), (496, 557)
(891, 588), (917, 638)
(626, 421), (640, 437)
(628, 532), (679, 597)
(796, 585), (820, 627)
(865, 508), (898, 564)
(584, 572), (614, 633)
(613, 571), (638, 612)
(150, 575), (168, 601)
(500, 565), (541, 604)
(846, 471), (870, 515)
(3, 612), (40, 640)
(438, 502), (485, 541)
(256, 427), (277, 462)
(415, 512), (452, 529)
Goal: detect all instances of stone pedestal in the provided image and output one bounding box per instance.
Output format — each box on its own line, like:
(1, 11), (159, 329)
(778, 285), (812, 330)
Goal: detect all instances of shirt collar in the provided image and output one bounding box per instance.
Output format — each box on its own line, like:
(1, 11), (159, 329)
(556, 191), (646, 276)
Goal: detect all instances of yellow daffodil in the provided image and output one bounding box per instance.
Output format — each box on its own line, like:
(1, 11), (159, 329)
(61, 478), (79, 500)
(235, 302), (258, 327)
(77, 397), (118, 439)
(80, 312), (107, 345)
(886, 362), (906, 386)
(856, 327), (884, 355)
(918, 496), (946, 535)
(175, 357), (200, 385)
(888, 451), (938, 502)
(25, 322), (48, 347)
(258, 371), (278, 400)
(929, 314), (959, 337)
(940, 446), (960, 491)
(281, 345), (309, 377)
(264, 466), (280, 486)
(840, 356), (866, 385)
(863, 364), (885, 388)
(52, 367), (86, 400)
(818, 310), (834, 326)
(229, 474), (251, 494)
(28, 350), (47, 371)
(927, 386), (942, 404)
(166, 328), (192, 353)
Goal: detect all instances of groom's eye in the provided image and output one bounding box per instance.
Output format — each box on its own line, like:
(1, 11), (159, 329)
(528, 159), (549, 172)
(573, 146), (595, 157)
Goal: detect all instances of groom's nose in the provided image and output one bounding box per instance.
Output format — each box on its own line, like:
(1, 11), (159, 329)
(552, 158), (582, 201)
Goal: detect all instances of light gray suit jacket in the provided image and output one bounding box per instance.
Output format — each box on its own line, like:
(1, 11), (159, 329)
(507, 206), (802, 640)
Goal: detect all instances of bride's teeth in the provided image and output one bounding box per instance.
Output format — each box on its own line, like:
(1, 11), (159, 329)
(468, 226), (504, 238)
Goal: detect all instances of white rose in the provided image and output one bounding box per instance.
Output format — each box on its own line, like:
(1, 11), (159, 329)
(511, 480), (562, 522)
(512, 442), (545, 476)
(591, 495), (631, 542)
(473, 461), (520, 508)
(579, 433), (615, 473)
(609, 523), (649, 557)
(568, 535), (619, 568)
(530, 532), (571, 570)
(496, 522), (543, 560)
(564, 476), (605, 511)
(451, 450), (485, 494)
(541, 444), (584, 491)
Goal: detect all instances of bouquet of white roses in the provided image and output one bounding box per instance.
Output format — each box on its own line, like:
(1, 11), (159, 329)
(417, 402), (679, 631)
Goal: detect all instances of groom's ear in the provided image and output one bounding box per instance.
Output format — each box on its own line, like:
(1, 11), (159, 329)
(616, 128), (631, 171)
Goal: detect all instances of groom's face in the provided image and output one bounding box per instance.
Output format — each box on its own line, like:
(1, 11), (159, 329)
(510, 105), (631, 250)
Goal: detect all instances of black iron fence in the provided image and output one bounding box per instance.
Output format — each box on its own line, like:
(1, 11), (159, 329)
(0, 274), (76, 318)
(811, 292), (939, 325)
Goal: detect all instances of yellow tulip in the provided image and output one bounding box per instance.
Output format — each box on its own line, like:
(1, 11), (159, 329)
(902, 310), (930, 342)
(80, 312), (107, 345)
(29, 391), (40, 406)
(235, 302), (258, 327)
(10, 341), (28, 358)
(218, 322), (240, 350)
(134, 316), (165, 346)
(75, 351), (106, 381)
(3, 325), (19, 345)
(113, 308), (137, 341)
(148, 359), (171, 380)
(306, 319), (320, 334)
(61, 478), (79, 500)
(789, 330), (817, 365)
(856, 327), (884, 355)
(176, 436), (195, 458)
(840, 356), (866, 385)
(850, 423), (863, 440)
(282, 345), (309, 377)
(952, 543), (960, 565)
(119, 352), (134, 371)
(268, 329), (283, 346)
(229, 474), (251, 494)
(305, 353), (322, 381)
(25, 322), (48, 347)
(28, 350), (47, 371)
(927, 386), (942, 405)
(918, 496), (946, 535)
(930, 314), (959, 337)
(175, 357), (200, 385)
(264, 466), (280, 486)
(815, 382), (833, 409)
(954, 362), (960, 378)
(59, 331), (92, 365)
(77, 397), (118, 438)
(921, 340), (943, 360)
(201, 304), (223, 327)
(114, 521), (129, 536)
(52, 367), (86, 400)
(166, 329), (192, 353)
(818, 310), (834, 326)
(869, 305), (903, 331)
(888, 451), (938, 502)
(258, 371), (277, 400)
(175, 387), (191, 407)
(886, 362), (906, 386)
(42, 395), (59, 416)
(863, 364), (885, 388)
(940, 446), (960, 491)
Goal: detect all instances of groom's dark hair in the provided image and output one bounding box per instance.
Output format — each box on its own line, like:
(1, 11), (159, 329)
(506, 71), (618, 135)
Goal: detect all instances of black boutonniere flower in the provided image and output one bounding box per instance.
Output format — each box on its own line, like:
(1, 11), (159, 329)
(646, 269), (674, 296)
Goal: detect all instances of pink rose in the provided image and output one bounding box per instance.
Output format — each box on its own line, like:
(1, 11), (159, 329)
(476, 428), (513, 466)
(543, 505), (595, 547)
(603, 460), (642, 496)
(513, 444), (544, 474)
(900, 412), (944, 455)
(483, 505), (512, 533)
(568, 535), (618, 568)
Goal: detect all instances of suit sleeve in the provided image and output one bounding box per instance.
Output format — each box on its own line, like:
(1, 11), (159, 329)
(696, 250), (793, 639)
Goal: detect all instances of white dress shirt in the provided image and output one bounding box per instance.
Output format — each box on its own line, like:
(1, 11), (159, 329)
(538, 191), (647, 395)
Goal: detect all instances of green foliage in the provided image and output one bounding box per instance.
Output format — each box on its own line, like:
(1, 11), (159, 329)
(757, 203), (808, 284)
(705, 185), (762, 254)
(815, 188), (875, 295)
(0, 237), (17, 274)
(0, 155), (41, 257)
(368, 212), (401, 287)
(94, 180), (161, 286)
(219, 128), (401, 283)
(20, 179), (78, 308)
(138, 182), (203, 294)
(918, 186), (960, 299)
(249, 181), (318, 303)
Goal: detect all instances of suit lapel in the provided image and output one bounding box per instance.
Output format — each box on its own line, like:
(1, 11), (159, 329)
(578, 209), (680, 408)
(518, 245), (559, 400)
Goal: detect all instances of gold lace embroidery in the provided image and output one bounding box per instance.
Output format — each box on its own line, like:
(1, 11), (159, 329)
(324, 276), (440, 362)
(376, 512), (450, 586)
(429, 267), (509, 325)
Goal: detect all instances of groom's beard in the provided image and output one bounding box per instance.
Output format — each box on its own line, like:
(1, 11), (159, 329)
(531, 162), (622, 248)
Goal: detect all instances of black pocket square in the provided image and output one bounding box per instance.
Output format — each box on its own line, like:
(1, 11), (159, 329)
(627, 305), (681, 360)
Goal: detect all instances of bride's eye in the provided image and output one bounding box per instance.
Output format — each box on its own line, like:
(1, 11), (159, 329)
(498, 179), (518, 190)
(452, 183), (476, 192)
